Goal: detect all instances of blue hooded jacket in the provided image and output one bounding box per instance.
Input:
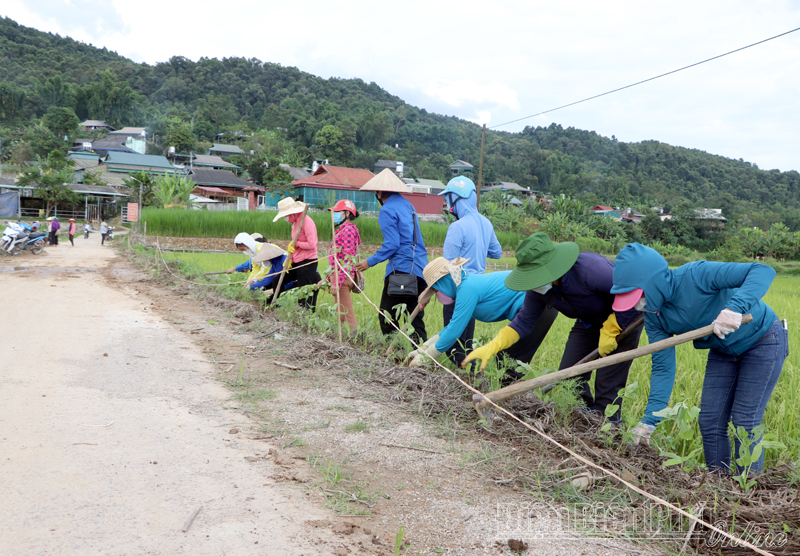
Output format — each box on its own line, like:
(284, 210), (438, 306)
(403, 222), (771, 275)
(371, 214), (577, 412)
(367, 193), (428, 279)
(443, 191), (502, 274)
(432, 271), (525, 353)
(611, 243), (777, 425)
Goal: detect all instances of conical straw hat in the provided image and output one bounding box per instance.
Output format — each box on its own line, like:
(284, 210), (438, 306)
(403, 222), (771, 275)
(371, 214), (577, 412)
(359, 168), (411, 193)
(252, 243), (287, 264)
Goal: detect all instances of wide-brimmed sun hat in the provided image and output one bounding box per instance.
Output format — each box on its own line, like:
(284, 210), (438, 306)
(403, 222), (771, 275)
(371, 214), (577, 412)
(359, 168), (411, 193)
(68, 218), (75, 222)
(272, 197), (307, 222)
(418, 257), (470, 304)
(612, 288), (644, 312)
(504, 232), (579, 291)
(252, 242), (287, 264)
(46, 217), (55, 221)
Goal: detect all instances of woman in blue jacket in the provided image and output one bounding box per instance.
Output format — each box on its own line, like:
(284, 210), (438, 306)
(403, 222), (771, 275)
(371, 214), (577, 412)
(355, 170), (428, 342)
(404, 257), (556, 371)
(611, 243), (787, 473)
(436, 176), (503, 367)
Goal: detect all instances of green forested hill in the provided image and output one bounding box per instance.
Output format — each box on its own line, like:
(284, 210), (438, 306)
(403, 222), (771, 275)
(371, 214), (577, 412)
(1, 16), (798, 229)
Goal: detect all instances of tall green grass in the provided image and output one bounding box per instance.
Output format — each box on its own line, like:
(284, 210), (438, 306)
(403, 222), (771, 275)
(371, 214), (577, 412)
(165, 251), (800, 463)
(142, 208), (521, 249)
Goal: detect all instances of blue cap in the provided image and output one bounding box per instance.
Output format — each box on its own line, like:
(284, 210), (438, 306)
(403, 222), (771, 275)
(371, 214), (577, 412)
(440, 176), (475, 199)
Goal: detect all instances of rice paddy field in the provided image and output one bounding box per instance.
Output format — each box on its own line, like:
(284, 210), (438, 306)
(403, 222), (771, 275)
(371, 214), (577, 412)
(164, 250), (800, 465)
(142, 208), (523, 250)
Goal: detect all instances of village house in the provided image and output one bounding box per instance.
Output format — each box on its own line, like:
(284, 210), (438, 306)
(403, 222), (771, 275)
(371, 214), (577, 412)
(450, 159), (473, 175)
(208, 143), (244, 158)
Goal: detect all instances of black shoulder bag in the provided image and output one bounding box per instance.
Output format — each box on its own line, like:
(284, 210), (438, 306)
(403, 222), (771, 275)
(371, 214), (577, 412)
(386, 211), (419, 297)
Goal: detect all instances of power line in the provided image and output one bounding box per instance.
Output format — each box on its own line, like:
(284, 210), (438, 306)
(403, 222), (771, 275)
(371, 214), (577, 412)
(490, 26), (800, 130)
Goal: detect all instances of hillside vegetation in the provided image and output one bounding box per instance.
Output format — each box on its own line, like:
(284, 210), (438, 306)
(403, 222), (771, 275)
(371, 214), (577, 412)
(1, 16), (799, 231)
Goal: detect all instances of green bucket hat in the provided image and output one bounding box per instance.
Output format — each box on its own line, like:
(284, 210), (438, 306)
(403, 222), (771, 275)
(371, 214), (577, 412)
(504, 232), (579, 291)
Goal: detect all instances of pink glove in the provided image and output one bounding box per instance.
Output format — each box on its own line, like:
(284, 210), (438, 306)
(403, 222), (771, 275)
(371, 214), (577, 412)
(713, 308), (743, 339)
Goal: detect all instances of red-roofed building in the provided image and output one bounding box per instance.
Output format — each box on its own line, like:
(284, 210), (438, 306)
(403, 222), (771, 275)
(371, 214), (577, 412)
(266, 164), (377, 213)
(292, 165), (375, 189)
(261, 164), (444, 216)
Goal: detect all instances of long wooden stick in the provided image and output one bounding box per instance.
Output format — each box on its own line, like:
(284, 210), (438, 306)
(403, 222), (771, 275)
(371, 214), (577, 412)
(203, 270), (228, 276)
(331, 208), (342, 343)
(271, 205), (308, 304)
(473, 314), (753, 412)
(540, 315), (645, 393)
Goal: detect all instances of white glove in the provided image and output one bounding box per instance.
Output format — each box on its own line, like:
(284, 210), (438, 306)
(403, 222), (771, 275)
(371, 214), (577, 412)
(404, 335), (441, 366)
(713, 308), (743, 339)
(631, 422), (656, 446)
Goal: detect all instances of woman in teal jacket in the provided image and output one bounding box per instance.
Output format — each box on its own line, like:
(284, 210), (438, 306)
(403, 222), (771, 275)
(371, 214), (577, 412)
(611, 243), (787, 473)
(405, 257), (557, 370)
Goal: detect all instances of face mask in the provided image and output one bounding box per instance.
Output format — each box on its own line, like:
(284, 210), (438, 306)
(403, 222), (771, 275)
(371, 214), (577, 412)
(446, 193), (459, 219)
(436, 291), (454, 305)
(375, 193), (384, 206)
(333, 212), (345, 225)
(532, 283), (552, 295)
(634, 297), (647, 311)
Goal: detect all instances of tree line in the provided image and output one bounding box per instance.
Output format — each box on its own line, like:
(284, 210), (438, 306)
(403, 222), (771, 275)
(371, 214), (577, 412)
(1, 15), (799, 236)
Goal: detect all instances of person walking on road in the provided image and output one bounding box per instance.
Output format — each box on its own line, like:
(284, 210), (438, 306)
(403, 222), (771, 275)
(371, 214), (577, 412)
(100, 222), (109, 245)
(429, 176), (502, 367)
(273, 197), (321, 311)
(611, 243), (787, 473)
(67, 219), (76, 247)
(47, 216), (60, 246)
(462, 233), (642, 421)
(355, 169), (428, 343)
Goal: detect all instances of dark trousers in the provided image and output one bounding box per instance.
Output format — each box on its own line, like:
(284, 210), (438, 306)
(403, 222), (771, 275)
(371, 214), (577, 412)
(499, 305), (559, 378)
(48, 231), (58, 245)
(378, 275), (427, 344)
(561, 320), (642, 421)
(285, 259), (321, 311)
(68, 234), (74, 246)
(442, 301), (475, 368)
(101, 233), (107, 245)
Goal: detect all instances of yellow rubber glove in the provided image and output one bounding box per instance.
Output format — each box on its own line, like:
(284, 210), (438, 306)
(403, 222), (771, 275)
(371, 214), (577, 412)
(286, 242), (296, 255)
(461, 326), (520, 371)
(598, 313), (623, 357)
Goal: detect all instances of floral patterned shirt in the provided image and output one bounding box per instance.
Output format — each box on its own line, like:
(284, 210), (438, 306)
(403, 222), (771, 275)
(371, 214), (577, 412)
(327, 222), (361, 287)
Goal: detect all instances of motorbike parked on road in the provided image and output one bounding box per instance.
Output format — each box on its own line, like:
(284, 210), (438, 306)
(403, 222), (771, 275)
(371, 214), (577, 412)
(2, 222), (47, 255)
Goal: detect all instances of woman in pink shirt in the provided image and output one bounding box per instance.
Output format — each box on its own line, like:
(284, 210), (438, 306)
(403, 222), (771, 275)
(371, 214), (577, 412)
(273, 197), (321, 311)
(67, 219), (76, 247)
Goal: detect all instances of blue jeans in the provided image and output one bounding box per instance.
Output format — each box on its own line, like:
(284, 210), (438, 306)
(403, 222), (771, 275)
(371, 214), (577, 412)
(698, 319), (788, 473)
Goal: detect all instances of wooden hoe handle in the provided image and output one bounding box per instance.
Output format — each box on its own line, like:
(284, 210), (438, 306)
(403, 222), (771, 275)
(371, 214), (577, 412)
(473, 313), (753, 411)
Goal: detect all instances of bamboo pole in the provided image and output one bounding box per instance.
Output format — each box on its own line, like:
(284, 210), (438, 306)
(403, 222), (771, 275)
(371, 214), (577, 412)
(271, 205), (308, 305)
(331, 208), (342, 343)
(473, 314), (753, 414)
(202, 270), (229, 276)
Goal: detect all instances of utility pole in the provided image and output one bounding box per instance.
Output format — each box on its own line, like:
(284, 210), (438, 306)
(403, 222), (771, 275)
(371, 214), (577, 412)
(477, 124), (486, 209)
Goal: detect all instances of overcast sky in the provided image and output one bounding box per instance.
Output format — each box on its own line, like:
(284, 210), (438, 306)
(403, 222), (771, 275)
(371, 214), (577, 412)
(5, 0), (800, 172)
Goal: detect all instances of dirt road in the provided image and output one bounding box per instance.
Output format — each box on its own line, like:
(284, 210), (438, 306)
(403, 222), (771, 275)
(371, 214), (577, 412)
(0, 235), (369, 555)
